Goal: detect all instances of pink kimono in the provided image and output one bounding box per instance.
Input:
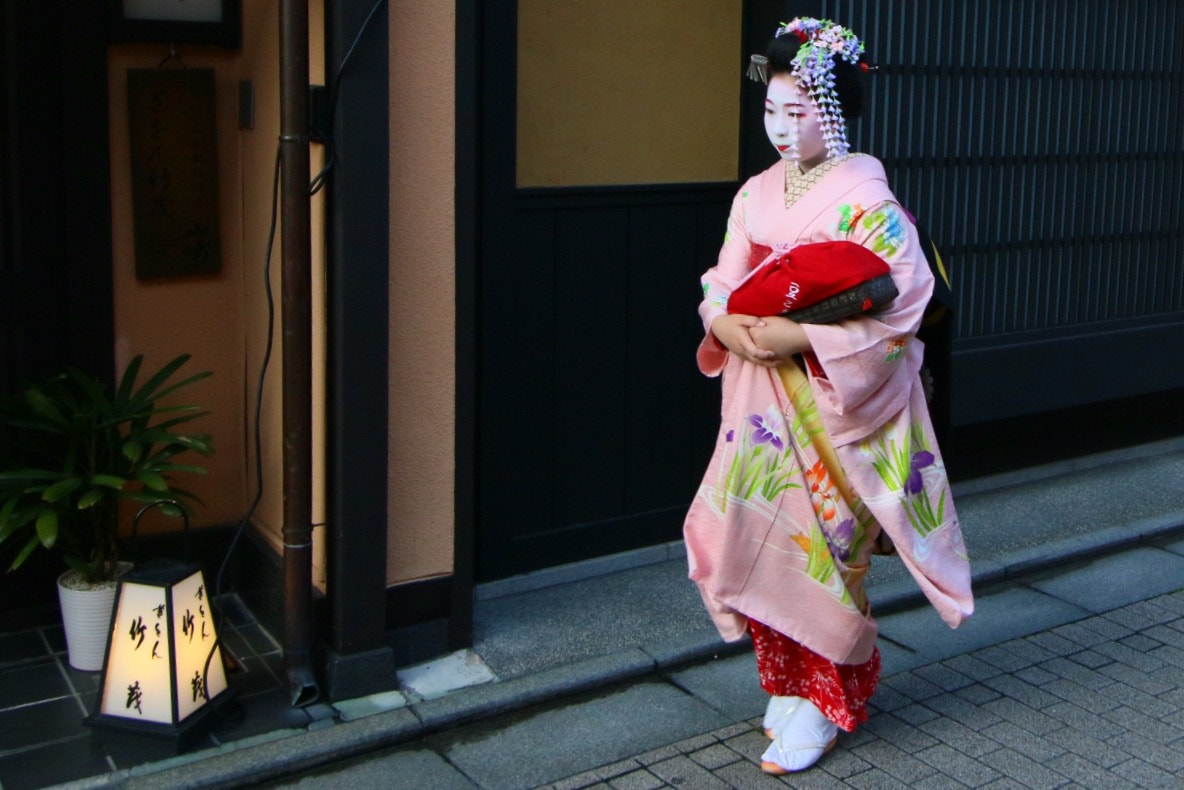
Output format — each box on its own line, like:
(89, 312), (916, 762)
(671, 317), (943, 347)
(685, 154), (974, 666)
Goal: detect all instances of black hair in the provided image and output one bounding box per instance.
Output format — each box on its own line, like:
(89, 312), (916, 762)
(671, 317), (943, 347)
(765, 32), (868, 120)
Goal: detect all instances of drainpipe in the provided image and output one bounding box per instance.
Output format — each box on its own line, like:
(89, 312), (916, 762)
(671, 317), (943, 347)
(279, 0), (320, 707)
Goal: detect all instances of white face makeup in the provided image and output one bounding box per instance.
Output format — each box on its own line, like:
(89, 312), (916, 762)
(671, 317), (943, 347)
(764, 75), (828, 171)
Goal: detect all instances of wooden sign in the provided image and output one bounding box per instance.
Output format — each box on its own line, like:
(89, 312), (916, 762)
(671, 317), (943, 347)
(127, 69), (221, 279)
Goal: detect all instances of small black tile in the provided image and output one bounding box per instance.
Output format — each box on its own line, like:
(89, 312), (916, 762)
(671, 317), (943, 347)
(0, 631), (50, 667)
(42, 624), (67, 655)
(0, 697), (88, 751)
(227, 656), (283, 698)
(61, 659), (102, 693)
(212, 593), (256, 627)
(0, 735), (112, 790)
(99, 726), (217, 769)
(208, 687), (311, 745)
(0, 658), (72, 709)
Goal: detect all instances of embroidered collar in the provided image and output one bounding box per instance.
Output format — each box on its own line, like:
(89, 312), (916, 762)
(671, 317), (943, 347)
(783, 154), (867, 209)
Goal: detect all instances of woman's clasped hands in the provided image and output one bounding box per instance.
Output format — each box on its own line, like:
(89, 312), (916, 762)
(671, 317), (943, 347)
(712, 314), (812, 367)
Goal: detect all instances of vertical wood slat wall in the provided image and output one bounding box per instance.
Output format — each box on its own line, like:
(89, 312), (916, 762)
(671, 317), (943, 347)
(826, 0), (1184, 342)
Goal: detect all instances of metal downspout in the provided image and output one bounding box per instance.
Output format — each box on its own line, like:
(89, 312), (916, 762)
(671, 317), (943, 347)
(279, 0), (320, 707)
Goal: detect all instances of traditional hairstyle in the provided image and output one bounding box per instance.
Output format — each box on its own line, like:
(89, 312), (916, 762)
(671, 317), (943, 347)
(747, 18), (872, 158)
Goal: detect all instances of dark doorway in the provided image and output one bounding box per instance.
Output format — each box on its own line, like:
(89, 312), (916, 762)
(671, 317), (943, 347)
(0, 1), (113, 624)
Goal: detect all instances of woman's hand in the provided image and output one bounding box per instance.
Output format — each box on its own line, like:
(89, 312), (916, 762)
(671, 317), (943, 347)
(749, 316), (812, 360)
(710, 314), (779, 367)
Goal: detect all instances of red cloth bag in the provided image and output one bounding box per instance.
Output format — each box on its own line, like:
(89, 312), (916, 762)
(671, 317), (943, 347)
(727, 240), (898, 324)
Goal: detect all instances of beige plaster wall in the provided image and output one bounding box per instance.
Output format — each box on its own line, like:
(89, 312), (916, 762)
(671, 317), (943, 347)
(109, 5), (327, 590)
(387, 1), (457, 584)
(109, 44), (247, 534)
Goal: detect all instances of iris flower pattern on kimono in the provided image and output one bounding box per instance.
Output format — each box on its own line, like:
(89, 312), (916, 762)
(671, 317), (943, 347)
(685, 154), (973, 666)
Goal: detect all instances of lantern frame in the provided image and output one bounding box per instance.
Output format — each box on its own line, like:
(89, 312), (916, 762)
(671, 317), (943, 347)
(86, 559), (236, 750)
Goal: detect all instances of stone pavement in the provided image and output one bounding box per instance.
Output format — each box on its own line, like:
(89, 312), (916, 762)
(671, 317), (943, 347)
(257, 534), (1184, 789)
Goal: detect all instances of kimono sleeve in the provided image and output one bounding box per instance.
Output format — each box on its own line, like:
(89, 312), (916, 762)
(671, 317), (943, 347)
(695, 186), (756, 377)
(798, 200), (934, 423)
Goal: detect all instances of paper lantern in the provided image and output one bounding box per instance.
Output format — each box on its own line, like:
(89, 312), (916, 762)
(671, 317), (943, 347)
(88, 560), (234, 747)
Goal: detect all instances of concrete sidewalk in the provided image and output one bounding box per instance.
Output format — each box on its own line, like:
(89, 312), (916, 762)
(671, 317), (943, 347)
(53, 438), (1184, 789)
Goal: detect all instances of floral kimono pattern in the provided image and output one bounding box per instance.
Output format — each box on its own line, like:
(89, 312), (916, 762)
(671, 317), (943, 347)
(685, 155), (973, 666)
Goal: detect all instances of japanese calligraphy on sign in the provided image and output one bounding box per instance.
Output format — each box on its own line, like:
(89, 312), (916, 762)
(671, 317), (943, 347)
(127, 68), (221, 279)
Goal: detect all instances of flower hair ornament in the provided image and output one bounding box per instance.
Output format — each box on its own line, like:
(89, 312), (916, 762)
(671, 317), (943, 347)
(748, 18), (870, 159)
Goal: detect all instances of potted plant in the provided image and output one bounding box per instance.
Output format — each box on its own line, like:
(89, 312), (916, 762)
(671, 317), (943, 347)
(0, 354), (213, 670)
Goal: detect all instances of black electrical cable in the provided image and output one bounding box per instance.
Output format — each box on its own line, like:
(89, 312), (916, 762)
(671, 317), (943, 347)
(308, 0), (386, 195)
(214, 145), (281, 606)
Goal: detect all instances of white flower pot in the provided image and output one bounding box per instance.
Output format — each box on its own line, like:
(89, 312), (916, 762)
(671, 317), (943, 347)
(57, 565), (131, 672)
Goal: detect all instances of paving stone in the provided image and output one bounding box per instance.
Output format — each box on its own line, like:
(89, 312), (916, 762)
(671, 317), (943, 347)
(1149, 644), (1184, 669)
(980, 720), (1066, 762)
(635, 733), (717, 766)
(881, 671), (946, 702)
(711, 760), (796, 789)
(1043, 752), (1142, 790)
(892, 703), (942, 726)
(920, 694), (1005, 735)
(941, 654), (1004, 682)
(861, 712), (940, 752)
(1107, 601), (1180, 629)
(844, 767), (913, 789)
(1051, 622), (1110, 649)
(687, 743), (742, 770)
(1039, 656), (1118, 690)
(1109, 756), (1183, 789)
(1147, 592), (1184, 615)
(915, 742), (1001, 787)
(1068, 649), (1113, 669)
(980, 673), (1062, 709)
(1077, 616), (1135, 641)
(1118, 633), (1167, 653)
(1144, 626), (1184, 651)
(1041, 678), (1122, 714)
(955, 683), (1003, 705)
(1101, 705), (1184, 745)
(1106, 731), (1184, 772)
(1092, 640), (1168, 672)
(817, 745), (873, 779)
(1024, 631), (1081, 657)
(1094, 681), (1177, 719)
(867, 684), (912, 712)
(1044, 726), (1131, 768)
(978, 747), (1071, 790)
(980, 697), (1061, 735)
(711, 721), (755, 740)
(972, 645), (1035, 673)
(976, 779), (1036, 790)
(911, 661), (975, 692)
(719, 729), (770, 763)
(1043, 700), (1129, 741)
(849, 739), (938, 783)
(549, 769), (612, 790)
(998, 637), (1058, 665)
(607, 769), (664, 790)
(1014, 665), (1058, 686)
(1097, 662), (1175, 695)
(648, 755), (731, 789)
